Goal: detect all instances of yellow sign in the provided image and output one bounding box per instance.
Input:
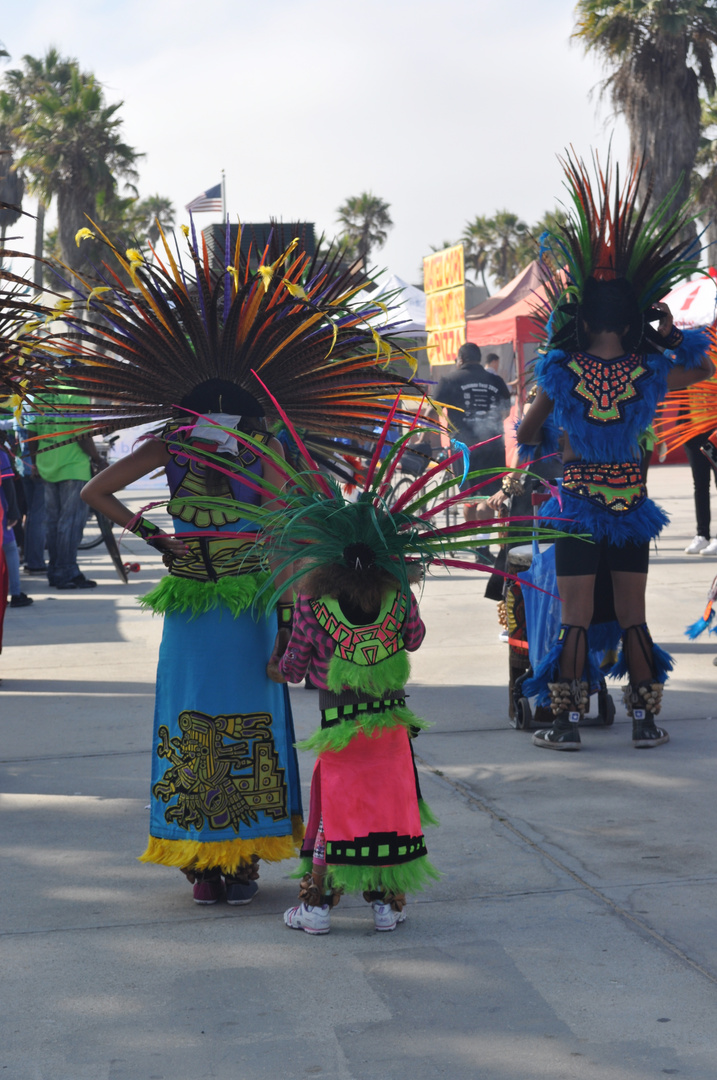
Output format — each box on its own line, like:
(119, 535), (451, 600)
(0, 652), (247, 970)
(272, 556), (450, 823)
(427, 326), (466, 367)
(425, 285), (465, 332)
(423, 244), (466, 365)
(423, 244), (465, 293)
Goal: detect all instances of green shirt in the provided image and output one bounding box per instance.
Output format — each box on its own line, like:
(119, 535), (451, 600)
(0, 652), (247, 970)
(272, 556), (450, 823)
(30, 392), (92, 484)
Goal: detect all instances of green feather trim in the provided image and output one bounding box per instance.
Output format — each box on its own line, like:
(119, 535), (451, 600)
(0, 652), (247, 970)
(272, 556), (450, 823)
(296, 705), (430, 755)
(139, 572), (271, 619)
(326, 650), (411, 697)
(290, 856), (314, 880)
(289, 854), (440, 893)
(324, 855), (440, 895)
(419, 799), (440, 828)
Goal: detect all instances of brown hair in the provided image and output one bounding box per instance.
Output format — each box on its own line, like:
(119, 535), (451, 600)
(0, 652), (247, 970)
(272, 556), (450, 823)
(298, 560), (422, 613)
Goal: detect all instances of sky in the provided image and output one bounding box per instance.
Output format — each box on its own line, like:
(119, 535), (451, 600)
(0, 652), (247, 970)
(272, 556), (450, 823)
(2, 0), (629, 286)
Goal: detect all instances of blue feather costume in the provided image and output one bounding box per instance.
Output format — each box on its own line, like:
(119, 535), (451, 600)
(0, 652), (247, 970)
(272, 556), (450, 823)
(524, 328), (711, 702)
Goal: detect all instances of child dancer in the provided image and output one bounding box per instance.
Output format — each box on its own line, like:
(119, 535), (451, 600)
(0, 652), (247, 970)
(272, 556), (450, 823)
(276, 545), (433, 933)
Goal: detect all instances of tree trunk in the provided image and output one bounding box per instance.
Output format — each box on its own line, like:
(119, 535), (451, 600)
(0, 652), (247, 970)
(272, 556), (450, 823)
(34, 201), (45, 289)
(618, 39), (700, 240)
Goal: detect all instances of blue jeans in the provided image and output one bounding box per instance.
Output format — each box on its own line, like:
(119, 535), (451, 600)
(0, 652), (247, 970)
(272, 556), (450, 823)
(3, 535), (21, 596)
(22, 475), (46, 570)
(44, 479), (89, 586)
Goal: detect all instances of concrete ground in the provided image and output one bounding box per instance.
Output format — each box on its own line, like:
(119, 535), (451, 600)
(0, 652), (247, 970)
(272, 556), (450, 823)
(1, 464), (716, 1080)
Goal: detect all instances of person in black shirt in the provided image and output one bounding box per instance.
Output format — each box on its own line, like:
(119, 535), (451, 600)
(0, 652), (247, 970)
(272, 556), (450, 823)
(435, 342), (511, 501)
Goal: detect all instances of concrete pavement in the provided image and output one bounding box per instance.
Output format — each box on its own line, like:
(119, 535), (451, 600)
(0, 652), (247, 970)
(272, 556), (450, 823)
(1, 464), (716, 1080)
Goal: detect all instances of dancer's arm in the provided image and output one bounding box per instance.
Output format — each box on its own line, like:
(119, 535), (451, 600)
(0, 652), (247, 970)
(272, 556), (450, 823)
(81, 439), (188, 556)
(516, 389), (554, 445)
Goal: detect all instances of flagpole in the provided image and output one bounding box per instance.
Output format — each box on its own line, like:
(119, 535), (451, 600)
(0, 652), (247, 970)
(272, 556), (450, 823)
(221, 170), (226, 219)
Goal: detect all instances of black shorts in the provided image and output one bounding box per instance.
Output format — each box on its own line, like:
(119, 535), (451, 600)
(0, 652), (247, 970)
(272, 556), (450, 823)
(554, 534), (650, 577)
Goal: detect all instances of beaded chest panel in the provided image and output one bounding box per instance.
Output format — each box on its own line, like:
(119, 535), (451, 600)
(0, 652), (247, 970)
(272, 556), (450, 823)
(566, 353), (649, 424)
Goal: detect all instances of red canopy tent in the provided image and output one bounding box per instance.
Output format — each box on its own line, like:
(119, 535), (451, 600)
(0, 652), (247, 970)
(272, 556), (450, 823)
(465, 260), (545, 405)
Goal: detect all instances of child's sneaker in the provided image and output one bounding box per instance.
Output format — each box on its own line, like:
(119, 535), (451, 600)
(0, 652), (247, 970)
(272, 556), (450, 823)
(371, 900), (407, 932)
(193, 873), (224, 905)
(224, 877), (259, 905)
(284, 901), (330, 934)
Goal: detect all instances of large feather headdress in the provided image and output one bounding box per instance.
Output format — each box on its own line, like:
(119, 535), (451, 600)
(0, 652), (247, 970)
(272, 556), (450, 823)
(158, 392), (578, 604)
(37, 219), (420, 440)
(535, 151), (704, 353)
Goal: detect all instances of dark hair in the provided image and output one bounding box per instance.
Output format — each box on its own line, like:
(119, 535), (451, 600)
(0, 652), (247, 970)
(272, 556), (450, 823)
(179, 378), (264, 417)
(485, 353), (499, 365)
(580, 277), (641, 345)
(457, 342), (482, 365)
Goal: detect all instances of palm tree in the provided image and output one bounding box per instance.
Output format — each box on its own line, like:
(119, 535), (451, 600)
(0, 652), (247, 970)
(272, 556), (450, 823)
(462, 215), (493, 290)
(0, 140), (24, 247)
(132, 194), (176, 246)
(487, 210), (530, 287)
(0, 49), (76, 281)
(1, 50), (140, 274)
(573, 1), (717, 217)
(336, 192), (393, 268)
(691, 94), (717, 251)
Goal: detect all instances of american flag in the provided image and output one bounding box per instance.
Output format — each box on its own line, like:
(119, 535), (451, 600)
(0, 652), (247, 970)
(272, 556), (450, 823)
(185, 183), (222, 213)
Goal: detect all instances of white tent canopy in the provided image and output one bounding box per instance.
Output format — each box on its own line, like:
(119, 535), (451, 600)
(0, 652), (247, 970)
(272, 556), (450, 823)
(355, 273), (426, 335)
(664, 273), (717, 329)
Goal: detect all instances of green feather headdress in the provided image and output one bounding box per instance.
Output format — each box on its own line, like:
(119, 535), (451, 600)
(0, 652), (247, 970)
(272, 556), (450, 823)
(535, 150), (704, 352)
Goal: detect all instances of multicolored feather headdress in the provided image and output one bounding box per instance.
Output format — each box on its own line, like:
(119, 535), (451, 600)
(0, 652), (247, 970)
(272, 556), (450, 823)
(0, 242), (70, 401)
(159, 390), (577, 603)
(34, 220), (421, 440)
(535, 151), (704, 353)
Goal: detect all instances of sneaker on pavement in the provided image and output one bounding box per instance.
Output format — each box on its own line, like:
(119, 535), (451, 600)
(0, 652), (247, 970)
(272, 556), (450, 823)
(56, 574), (98, 590)
(10, 593), (34, 608)
(193, 875), (224, 905)
(700, 538), (717, 555)
(371, 900), (407, 932)
(685, 535), (709, 554)
(284, 901), (330, 934)
(23, 565), (47, 575)
(224, 877), (259, 906)
(532, 719), (582, 751)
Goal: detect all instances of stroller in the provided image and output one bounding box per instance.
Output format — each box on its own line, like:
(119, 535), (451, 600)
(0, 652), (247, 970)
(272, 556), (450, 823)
(506, 496), (616, 731)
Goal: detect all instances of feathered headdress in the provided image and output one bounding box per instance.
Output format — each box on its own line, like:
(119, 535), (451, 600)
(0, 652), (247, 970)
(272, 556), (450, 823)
(33, 220), (421, 441)
(535, 151), (704, 353)
(0, 254), (69, 401)
(158, 390), (577, 602)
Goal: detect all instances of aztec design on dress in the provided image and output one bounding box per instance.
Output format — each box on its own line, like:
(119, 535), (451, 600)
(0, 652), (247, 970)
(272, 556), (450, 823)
(562, 461), (646, 514)
(565, 353), (649, 424)
(166, 429), (269, 529)
(309, 592), (407, 666)
(326, 830), (428, 866)
(153, 709), (287, 831)
(168, 535), (264, 581)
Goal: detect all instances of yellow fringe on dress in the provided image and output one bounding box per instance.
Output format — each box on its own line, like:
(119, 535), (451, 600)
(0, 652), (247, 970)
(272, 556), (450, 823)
(139, 815), (305, 873)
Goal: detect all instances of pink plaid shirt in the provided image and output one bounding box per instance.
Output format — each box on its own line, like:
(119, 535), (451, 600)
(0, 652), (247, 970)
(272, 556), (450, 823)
(279, 590), (426, 690)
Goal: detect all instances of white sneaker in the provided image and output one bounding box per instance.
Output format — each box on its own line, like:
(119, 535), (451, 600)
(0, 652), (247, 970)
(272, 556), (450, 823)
(284, 901), (330, 934)
(685, 535), (709, 553)
(371, 900), (407, 932)
(701, 538), (717, 555)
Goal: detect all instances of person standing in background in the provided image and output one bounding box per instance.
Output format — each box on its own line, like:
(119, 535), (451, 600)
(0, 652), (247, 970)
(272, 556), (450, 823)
(28, 382), (104, 590)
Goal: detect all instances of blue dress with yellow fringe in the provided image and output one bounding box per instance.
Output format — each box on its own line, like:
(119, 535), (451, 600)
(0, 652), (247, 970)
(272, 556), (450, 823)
(138, 430), (303, 873)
